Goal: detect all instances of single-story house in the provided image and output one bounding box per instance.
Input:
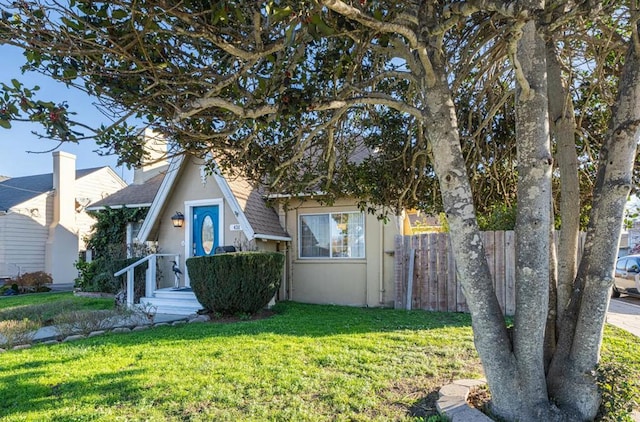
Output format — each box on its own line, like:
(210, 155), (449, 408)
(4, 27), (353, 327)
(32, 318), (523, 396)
(127, 153), (404, 314)
(0, 151), (127, 283)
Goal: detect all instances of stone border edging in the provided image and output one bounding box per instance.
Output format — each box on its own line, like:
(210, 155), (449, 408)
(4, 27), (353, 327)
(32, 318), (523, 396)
(73, 291), (116, 299)
(436, 379), (493, 421)
(1, 313), (211, 352)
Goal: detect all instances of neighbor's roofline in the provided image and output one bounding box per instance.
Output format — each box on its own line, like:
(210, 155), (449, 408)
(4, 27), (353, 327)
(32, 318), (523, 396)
(85, 203), (153, 211)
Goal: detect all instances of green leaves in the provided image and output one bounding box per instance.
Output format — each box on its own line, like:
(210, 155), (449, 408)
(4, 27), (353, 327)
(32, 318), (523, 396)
(0, 79), (83, 141)
(110, 9), (128, 20)
(267, 4), (293, 22)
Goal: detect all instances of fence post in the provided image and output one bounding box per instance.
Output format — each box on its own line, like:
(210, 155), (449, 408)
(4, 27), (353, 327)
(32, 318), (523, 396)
(394, 235), (405, 309)
(406, 249), (415, 310)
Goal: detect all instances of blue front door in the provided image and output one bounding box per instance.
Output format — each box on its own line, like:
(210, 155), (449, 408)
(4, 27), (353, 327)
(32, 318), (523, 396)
(192, 205), (219, 256)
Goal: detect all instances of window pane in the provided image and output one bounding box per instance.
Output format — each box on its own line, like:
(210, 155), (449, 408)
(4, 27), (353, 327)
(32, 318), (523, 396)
(299, 212), (365, 259)
(331, 212), (365, 258)
(300, 214), (330, 257)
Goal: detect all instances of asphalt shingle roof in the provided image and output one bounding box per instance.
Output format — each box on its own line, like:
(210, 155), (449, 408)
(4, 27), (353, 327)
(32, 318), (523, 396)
(0, 168), (103, 211)
(225, 175), (290, 239)
(88, 172), (165, 209)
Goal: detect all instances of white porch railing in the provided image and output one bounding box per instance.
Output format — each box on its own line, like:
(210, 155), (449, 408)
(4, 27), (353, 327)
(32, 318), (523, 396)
(114, 253), (181, 307)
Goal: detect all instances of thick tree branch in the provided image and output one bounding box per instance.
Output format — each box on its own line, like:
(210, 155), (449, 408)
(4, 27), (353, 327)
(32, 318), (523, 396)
(321, 0), (436, 86)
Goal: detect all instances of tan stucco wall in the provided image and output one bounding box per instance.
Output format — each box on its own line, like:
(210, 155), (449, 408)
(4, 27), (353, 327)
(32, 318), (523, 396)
(151, 158), (281, 288)
(281, 198), (400, 307)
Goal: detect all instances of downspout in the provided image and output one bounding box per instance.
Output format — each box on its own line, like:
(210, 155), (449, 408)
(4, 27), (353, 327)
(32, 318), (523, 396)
(281, 203), (292, 301)
(288, 240), (293, 301)
(276, 241), (286, 301)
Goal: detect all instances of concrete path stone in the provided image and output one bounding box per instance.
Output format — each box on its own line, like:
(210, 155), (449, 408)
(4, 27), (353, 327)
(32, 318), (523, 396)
(436, 379), (491, 422)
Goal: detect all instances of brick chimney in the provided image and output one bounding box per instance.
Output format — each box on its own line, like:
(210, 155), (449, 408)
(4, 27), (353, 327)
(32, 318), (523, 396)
(45, 151), (79, 284)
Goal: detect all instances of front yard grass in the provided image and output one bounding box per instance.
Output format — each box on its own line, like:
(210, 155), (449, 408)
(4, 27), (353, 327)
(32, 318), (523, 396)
(1, 302), (479, 421)
(0, 299), (638, 421)
(0, 292), (114, 324)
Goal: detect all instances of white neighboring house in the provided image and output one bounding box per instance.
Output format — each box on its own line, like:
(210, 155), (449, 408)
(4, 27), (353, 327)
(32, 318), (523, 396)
(0, 151), (126, 284)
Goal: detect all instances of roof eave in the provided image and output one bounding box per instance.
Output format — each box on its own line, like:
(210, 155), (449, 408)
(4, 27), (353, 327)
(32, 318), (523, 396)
(253, 234), (292, 242)
(86, 203), (152, 211)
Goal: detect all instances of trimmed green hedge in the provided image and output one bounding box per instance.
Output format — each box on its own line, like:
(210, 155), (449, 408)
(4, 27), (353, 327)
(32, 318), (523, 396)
(186, 252), (284, 314)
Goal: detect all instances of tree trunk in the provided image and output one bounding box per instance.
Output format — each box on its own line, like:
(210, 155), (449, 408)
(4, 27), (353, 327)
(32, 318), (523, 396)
(510, 18), (555, 420)
(548, 39), (640, 419)
(426, 15), (640, 422)
(422, 60), (522, 417)
(546, 42), (581, 323)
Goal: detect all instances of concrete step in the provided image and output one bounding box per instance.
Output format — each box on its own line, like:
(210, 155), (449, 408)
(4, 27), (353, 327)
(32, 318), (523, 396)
(154, 287), (198, 300)
(140, 288), (204, 315)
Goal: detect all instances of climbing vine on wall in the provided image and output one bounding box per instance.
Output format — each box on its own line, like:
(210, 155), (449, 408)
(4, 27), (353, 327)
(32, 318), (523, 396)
(85, 207), (148, 258)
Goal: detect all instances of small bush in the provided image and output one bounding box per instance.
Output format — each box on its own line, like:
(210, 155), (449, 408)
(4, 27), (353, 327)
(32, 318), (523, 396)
(477, 204), (517, 231)
(74, 259), (99, 291)
(75, 256), (147, 301)
(0, 319), (41, 347)
(12, 272), (52, 293)
(187, 252), (284, 315)
(0, 284), (18, 296)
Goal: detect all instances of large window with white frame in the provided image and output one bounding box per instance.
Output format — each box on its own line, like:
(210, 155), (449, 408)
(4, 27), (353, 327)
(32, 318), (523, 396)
(299, 212), (365, 259)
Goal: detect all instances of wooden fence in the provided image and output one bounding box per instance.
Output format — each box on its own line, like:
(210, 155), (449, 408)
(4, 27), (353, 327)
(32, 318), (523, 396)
(394, 231), (585, 316)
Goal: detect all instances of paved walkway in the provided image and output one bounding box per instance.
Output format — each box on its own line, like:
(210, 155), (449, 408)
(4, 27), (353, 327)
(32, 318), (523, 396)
(607, 298), (640, 338)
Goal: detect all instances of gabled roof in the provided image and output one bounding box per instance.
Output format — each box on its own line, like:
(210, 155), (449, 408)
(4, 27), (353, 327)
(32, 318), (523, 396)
(0, 168), (103, 212)
(138, 155), (290, 242)
(86, 172), (165, 210)
(223, 175), (292, 240)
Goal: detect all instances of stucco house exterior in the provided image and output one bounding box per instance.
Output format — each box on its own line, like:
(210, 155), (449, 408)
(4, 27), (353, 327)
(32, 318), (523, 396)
(0, 151), (126, 283)
(124, 153), (403, 314)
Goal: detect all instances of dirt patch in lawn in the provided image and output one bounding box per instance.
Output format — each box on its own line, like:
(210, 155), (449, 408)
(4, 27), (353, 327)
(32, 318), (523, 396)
(380, 376), (442, 419)
(466, 384), (491, 414)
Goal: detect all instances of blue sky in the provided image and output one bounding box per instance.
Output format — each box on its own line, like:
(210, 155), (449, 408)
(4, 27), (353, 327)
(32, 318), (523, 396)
(0, 45), (133, 182)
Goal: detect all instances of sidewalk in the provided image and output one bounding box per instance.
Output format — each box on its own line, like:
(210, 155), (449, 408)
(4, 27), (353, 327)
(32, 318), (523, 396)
(607, 298), (640, 338)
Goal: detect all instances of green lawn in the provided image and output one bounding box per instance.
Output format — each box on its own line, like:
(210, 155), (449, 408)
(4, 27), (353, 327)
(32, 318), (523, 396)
(0, 292), (114, 324)
(0, 298), (638, 421)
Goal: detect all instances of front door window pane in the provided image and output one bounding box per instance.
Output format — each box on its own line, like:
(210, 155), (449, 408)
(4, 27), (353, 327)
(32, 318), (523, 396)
(202, 215), (214, 254)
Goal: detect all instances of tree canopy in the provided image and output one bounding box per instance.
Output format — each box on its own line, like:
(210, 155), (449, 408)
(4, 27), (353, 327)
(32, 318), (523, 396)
(1, 1), (639, 420)
(0, 1), (628, 216)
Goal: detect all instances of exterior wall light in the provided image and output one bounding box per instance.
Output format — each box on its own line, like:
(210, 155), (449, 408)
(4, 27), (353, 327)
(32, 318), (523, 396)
(171, 211), (185, 228)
